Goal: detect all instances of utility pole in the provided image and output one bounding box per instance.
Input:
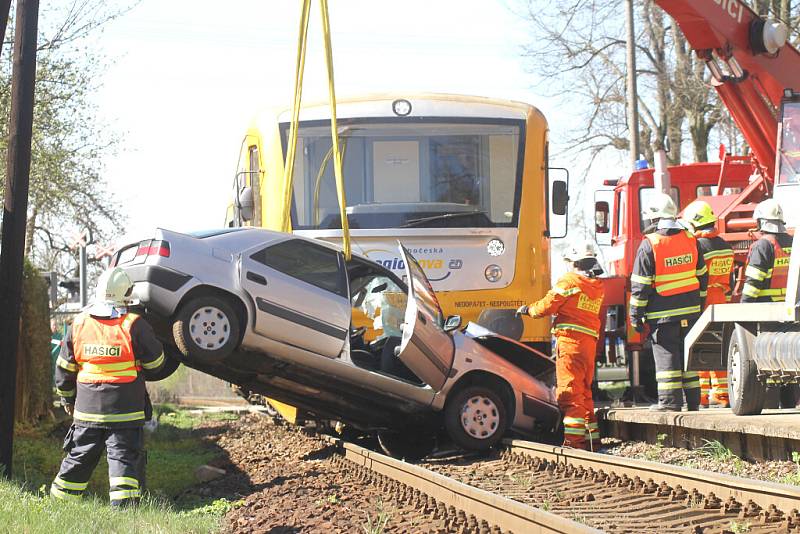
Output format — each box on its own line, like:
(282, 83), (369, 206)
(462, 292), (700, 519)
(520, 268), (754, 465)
(0, 0), (41, 479)
(625, 0), (641, 168)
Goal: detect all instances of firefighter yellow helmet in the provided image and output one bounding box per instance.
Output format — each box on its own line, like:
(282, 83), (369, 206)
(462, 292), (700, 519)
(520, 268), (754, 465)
(89, 267), (133, 317)
(642, 193), (678, 220)
(682, 200), (717, 229)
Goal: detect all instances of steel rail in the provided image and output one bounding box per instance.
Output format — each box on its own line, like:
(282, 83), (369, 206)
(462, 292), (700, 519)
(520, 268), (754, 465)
(323, 435), (600, 534)
(507, 439), (800, 516)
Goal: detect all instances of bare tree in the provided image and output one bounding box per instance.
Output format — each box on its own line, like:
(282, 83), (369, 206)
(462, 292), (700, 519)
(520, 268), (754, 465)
(521, 0), (729, 165)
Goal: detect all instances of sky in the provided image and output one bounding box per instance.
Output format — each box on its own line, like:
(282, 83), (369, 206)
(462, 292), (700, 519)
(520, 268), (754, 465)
(84, 0), (588, 247)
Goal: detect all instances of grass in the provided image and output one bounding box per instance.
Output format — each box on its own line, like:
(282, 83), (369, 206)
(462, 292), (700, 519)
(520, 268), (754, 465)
(5, 404), (241, 533)
(644, 433), (668, 462)
(728, 520), (752, 533)
(780, 452), (800, 486)
(0, 480), (221, 534)
(697, 439), (746, 475)
(362, 500), (391, 534)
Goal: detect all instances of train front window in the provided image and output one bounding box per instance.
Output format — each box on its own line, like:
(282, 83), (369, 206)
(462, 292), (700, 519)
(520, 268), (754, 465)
(283, 120), (523, 229)
(778, 101), (800, 184)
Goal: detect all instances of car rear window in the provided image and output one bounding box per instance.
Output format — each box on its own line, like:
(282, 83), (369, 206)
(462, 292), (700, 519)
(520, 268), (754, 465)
(251, 239), (346, 297)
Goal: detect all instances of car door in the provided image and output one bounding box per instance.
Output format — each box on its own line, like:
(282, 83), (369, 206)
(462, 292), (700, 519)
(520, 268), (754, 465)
(240, 238), (350, 358)
(396, 244), (455, 390)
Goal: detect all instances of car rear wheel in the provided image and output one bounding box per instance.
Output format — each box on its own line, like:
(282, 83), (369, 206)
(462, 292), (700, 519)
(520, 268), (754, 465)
(728, 325), (765, 415)
(173, 296), (240, 363)
(444, 385), (508, 451)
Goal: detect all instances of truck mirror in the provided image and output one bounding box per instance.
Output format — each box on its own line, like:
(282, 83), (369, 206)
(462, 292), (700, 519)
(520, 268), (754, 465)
(552, 179), (569, 216)
(238, 186), (254, 222)
(595, 201), (610, 234)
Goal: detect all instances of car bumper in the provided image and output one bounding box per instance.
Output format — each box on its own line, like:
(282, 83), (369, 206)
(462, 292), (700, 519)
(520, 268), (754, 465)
(124, 264), (193, 317)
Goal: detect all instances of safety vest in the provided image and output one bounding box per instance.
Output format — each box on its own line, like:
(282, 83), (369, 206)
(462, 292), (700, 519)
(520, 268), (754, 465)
(72, 313), (141, 384)
(550, 273), (604, 339)
(761, 234), (792, 301)
(697, 230), (734, 306)
(646, 231), (700, 296)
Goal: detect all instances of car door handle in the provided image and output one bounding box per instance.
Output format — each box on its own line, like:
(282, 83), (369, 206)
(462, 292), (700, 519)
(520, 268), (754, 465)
(246, 271), (268, 286)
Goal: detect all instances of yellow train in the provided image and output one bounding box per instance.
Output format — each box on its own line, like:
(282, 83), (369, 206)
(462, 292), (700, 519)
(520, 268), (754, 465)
(226, 93), (568, 420)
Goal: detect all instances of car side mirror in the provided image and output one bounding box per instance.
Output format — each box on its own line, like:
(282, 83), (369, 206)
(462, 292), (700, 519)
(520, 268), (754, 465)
(551, 179), (569, 216)
(595, 201), (610, 234)
(443, 315), (462, 332)
(239, 186), (254, 222)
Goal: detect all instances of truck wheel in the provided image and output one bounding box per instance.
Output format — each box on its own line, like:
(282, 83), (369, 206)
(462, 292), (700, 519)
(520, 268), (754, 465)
(444, 385), (508, 451)
(728, 325), (765, 415)
(173, 296), (240, 363)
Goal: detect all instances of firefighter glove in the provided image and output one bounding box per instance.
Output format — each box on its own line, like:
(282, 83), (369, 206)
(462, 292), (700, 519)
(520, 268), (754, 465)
(62, 402), (74, 416)
(632, 317), (646, 333)
(515, 305), (530, 317)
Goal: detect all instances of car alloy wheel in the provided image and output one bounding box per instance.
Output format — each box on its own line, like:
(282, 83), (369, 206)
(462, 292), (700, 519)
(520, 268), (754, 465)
(174, 295), (241, 363)
(189, 306), (231, 350)
(460, 394), (500, 439)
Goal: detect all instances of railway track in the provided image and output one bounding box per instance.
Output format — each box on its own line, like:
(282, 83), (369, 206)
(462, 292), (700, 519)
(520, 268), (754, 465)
(321, 434), (800, 533)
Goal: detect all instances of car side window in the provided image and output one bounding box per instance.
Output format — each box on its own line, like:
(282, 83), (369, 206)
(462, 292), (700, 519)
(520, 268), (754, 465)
(251, 239), (347, 297)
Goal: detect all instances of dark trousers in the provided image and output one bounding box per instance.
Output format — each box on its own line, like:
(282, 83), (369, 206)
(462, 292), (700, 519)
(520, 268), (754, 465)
(51, 425), (144, 506)
(650, 321), (701, 409)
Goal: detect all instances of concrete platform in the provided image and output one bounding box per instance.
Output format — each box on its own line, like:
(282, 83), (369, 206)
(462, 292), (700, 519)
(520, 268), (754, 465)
(599, 406), (800, 461)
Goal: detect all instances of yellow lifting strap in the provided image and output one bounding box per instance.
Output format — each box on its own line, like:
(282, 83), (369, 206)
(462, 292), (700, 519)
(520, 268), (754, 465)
(280, 0), (352, 259)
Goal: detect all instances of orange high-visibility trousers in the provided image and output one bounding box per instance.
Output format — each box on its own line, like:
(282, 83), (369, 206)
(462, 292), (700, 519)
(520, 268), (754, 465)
(555, 332), (597, 450)
(699, 371), (711, 407)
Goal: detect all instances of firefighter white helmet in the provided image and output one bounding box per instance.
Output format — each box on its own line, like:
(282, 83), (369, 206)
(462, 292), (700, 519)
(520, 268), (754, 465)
(562, 240), (598, 262)
(642, 193), (678, 221)
(753, 198), (786, 233)
(88, 267), (134, 318)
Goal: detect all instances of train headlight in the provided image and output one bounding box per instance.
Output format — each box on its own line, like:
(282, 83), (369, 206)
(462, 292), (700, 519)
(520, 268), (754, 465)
(484, 264), (502, 283)
(486, 238), (505, 257)
(392, 99), (412, 117)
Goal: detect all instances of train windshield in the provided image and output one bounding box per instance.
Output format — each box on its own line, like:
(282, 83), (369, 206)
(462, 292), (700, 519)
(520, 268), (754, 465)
(283, 119), (523, 230)
(778, 101), (800, 184)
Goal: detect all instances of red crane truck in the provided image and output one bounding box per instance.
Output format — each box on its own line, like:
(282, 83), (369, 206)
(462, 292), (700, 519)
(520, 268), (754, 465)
(593, 0), (800, 408)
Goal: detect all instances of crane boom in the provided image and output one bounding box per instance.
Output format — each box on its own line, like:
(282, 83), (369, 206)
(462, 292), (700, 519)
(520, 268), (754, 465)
(655, 0), (800, 180)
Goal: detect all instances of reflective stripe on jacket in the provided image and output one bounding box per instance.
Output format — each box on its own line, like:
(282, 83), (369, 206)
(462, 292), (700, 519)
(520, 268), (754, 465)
(531, 271), (605, 339)
(73, 313), (140, 384)
(629, 228), (707, 325)
(696, 230), (734, 306)
(645, 231), (701, 296)
(742, 233), (793, 303)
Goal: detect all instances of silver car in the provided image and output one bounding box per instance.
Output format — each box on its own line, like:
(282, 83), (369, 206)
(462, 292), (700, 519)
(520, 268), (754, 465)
(113, 228), (559, 454)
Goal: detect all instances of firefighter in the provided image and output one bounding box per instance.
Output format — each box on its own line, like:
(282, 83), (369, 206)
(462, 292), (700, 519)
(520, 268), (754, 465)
(682, 200), (734, 408)
(516, 240), (605, 450)
(629, 193), (707, 412)
(51, 267), (165, 506)
(741, 199), (798, 408)
(741, 199), (792, 303)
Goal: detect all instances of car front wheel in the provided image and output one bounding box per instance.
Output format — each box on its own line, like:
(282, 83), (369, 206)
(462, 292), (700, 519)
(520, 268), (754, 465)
(173, 295), (240, 363)
(444, 385), (508, 451)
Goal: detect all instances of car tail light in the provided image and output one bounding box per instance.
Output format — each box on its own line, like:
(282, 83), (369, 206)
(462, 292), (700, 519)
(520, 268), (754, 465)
(135, 239), (171, 260)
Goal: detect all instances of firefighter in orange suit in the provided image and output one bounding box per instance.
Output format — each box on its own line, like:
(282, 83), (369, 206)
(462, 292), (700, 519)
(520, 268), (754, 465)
(516, 241), (605, 450)
(51, 268), (165, 506)
(682, 201), (734, 408)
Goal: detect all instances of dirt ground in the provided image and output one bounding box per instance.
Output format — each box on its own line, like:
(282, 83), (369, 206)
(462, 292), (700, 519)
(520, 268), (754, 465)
(189, 414), (467, 533)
